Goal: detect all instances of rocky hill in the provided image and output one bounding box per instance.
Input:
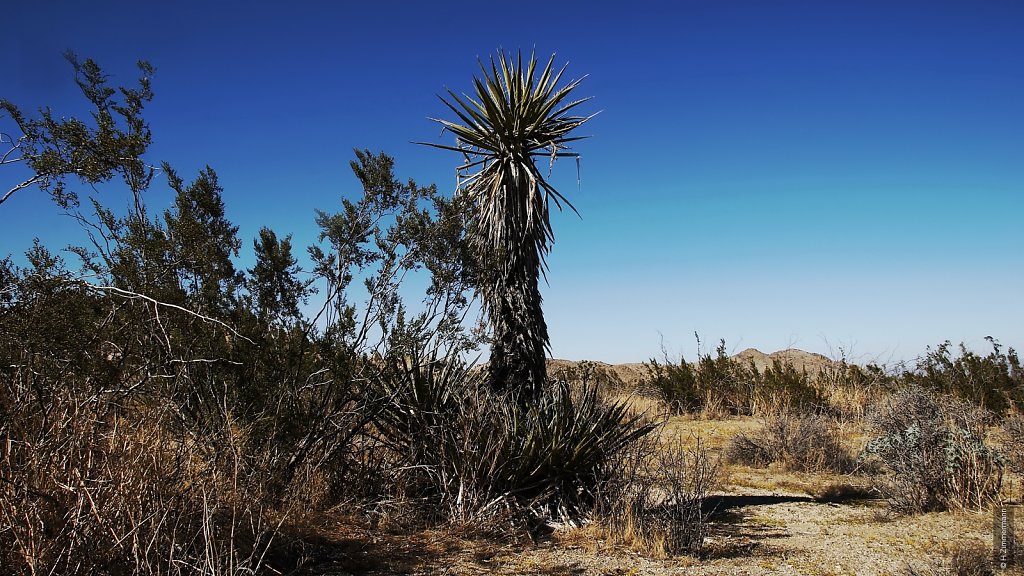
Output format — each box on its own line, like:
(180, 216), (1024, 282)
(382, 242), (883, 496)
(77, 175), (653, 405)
(548, 348), (835, 388)
(731, 348), (834, 374)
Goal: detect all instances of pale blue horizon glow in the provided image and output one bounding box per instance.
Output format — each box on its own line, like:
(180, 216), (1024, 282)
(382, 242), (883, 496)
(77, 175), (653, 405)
(2, 1), (1022, 365)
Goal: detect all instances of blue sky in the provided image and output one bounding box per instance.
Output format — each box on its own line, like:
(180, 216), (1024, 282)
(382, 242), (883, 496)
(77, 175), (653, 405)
(2, 1), (1022, 364)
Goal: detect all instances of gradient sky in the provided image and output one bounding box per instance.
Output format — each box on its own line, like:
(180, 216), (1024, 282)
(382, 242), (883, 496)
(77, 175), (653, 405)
(2, 1), (1022, 364)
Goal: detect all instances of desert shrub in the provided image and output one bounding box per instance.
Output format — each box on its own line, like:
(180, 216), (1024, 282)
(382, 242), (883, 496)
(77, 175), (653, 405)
(0, 51), (662, 573)
(817, 360), (895, 421)
(748, 358), (824, 415)
(642, 338), (756, 416)
(812, 482), (880, 502)
(644, 338), (827, 417)
(1001, 415), (1024, 473)
(644, 354), (701, 414)
(0, 127), (471, 573)
(0, 251), (345, 574)
(863, 386), (1003, 513)
(371, 349), (657, 529)
(597, 433), (718, 558)
(723, 432), (770, 467)
(692, 340), (754, 416)
(725, 410), (855, 473)
(0, 337), (282, 575)
(902, 338), (1024, 414)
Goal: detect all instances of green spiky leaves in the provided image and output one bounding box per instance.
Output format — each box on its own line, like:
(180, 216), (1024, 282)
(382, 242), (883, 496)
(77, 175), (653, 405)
(423, 50), (593, 274)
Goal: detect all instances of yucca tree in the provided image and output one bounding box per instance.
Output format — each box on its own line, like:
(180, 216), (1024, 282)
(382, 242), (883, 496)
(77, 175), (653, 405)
(423, 51), (592, 400)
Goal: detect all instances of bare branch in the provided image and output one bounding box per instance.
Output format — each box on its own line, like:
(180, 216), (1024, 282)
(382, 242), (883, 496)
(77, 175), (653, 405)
(0, 174), (43, 206)
(168, 358), (243, 366)
(1, 133), (29, 164)
(74, 281), (256, 345)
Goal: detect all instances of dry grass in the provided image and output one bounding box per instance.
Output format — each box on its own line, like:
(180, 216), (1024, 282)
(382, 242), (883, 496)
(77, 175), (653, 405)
(815, 363), (892, 422)
(1000, 415), (1024, 474)
(602, 388), (668, 419)
(2, 363), (1008, 576)
(0, 388), (286, 575)
(595, 431), (719, 558)
(660, 414), (761, 450)
(902, 539), (1006, 576)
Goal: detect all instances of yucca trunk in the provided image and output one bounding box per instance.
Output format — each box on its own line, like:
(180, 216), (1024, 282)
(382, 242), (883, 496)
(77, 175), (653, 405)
(484, 247), (549, 399)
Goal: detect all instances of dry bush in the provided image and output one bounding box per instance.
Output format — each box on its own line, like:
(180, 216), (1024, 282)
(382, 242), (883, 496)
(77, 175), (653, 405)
(698, 390), (732, 420)
(0, 273), (327, 575)
(864, 386), (1003, 513)
(597, 432), (718, 558)
(1001, 415), (1024, 473)
(902, 541), (998, 576)
(816, 361), (894, 421)
(947, 545), (997, 576)
(0, 377), (282, 576)
(724, 409), (856, 473)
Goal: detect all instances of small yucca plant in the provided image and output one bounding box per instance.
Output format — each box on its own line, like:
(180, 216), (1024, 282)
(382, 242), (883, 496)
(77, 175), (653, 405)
(371, 347), (654, 527)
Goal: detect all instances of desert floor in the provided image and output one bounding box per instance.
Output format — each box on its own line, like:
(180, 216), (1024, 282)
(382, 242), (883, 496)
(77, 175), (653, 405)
(291, 414), (1016, 576)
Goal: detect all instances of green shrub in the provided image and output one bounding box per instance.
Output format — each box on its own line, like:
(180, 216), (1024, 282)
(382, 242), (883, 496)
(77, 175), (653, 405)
(747, 358), (825, 415)
(643, 338), (751, 416)
(902, 338), (1024, 414)
(644, 354), (701, 414)
(644, 338), (826, 417)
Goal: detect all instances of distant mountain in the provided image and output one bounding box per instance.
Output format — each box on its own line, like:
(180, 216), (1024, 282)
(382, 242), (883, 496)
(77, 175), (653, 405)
(547, 348), (835, 387)
(547, 358), (649, 388)
(731, 348), (834, 374)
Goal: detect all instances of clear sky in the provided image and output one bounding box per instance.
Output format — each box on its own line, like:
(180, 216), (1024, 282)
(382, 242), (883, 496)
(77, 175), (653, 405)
(2, 1), (1022, 364)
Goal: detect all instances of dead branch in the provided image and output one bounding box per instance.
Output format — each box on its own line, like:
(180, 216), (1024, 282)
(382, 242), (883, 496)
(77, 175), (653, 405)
(0, 174), (43, 206)
(71, 281), (256, 345)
